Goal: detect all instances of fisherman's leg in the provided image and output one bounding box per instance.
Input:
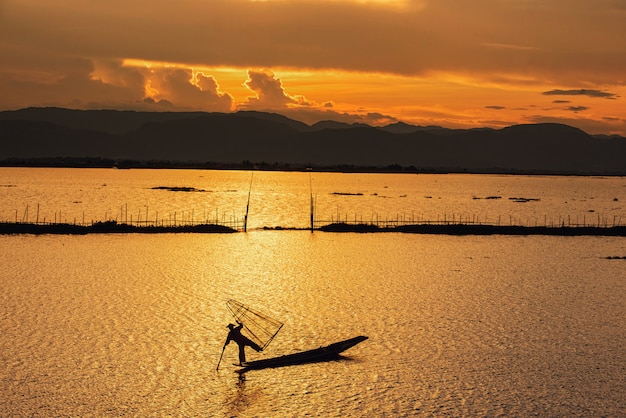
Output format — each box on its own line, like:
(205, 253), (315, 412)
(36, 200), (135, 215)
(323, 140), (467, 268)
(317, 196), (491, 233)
(243, 337), (263, 352)
(238, 345), (246, 364)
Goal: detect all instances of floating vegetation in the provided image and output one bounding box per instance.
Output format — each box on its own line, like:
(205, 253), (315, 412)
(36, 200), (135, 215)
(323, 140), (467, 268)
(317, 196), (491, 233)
(152, 186), (207, 192)
(319, 223), (380, 232)
(473, 196), (502, 200)
(0, 220), (236, 235)
(319, 222), (626, 236)
(509, 197), (540, 203)
(331, 192), (364, 196)
(606, 256), (626, 260)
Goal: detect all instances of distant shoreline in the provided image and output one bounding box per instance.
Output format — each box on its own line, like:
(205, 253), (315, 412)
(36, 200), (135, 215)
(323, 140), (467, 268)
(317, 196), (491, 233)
(2, 221), (626, 237)
(1, 158), (625, 176)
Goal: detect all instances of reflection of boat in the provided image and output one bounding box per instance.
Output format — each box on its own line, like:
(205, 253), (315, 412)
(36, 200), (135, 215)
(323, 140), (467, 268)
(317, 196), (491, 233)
(236, 335), (368, 372)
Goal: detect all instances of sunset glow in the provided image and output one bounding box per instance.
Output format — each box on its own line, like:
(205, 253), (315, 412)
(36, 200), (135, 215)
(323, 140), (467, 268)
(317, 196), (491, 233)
(1, 0), (624, 134)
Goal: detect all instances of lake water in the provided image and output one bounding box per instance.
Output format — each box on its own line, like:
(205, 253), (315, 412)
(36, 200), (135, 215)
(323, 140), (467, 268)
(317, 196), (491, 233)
(1, 168), (625, 416)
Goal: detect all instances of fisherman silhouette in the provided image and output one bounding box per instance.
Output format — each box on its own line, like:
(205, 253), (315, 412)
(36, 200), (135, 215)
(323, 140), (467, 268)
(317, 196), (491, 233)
(224, 322), (262, 365)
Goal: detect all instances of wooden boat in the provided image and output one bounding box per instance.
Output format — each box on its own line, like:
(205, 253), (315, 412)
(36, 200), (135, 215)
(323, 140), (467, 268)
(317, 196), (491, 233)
(236, 335), (368, 372)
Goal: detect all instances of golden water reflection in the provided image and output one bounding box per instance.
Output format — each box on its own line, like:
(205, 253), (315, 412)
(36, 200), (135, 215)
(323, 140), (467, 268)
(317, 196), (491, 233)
(2, 168), (625, 230)
(1, 169), (625, 415)
(1, 232), (625, 415)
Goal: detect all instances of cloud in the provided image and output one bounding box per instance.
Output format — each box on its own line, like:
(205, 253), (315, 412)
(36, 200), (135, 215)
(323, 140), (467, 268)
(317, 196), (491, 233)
(0, 56), (234, 112)
(485, 105), (506, 110)
(481, 42), (541, 52)
(362, 112), (399, 125)
(4, 0), (626, 85)
(242, 70), (312, 109)
(238, 70), (400, 125)
(142, 97), (174, 108)
(279, 107), (398, 126)
(0, 57), (147, 110)
(1, 0), (625, 135)
(567, 106), (589, 112)
(542, 89), (618, 99)
(145, 68), (234, 112)
(478, 119), (518, 128)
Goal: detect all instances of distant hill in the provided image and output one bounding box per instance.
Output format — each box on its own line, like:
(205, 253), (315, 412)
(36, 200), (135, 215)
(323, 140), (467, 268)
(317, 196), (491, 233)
(310, 120), (371, 130)
(1, 107), (625, 174)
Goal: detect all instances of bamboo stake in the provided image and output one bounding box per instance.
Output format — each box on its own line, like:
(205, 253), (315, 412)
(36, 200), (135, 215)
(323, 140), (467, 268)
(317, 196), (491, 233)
(244, 172), (253, 232)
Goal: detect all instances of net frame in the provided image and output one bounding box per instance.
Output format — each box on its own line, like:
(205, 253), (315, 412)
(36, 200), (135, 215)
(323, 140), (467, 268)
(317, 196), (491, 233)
(226, 299), (283, 350)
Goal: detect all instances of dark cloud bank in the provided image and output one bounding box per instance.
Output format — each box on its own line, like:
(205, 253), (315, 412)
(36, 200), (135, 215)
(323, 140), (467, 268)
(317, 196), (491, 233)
(542, 89), (619, 99)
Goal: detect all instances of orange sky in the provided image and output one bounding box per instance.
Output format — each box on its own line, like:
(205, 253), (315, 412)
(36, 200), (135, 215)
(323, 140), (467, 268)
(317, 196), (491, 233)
(1, 0), (625, 135)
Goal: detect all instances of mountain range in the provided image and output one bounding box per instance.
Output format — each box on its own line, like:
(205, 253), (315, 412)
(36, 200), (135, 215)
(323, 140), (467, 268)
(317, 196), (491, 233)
(1, 107), (625, 175)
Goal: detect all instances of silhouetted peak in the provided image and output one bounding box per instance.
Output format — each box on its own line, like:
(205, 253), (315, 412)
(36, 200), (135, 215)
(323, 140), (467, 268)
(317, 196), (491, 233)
(310, 120), (371, 131)
(234, 110), (311, 131)
(379, 122), (454, 134)
(500, 123), (590, 137)
(2, 107), (625, 174)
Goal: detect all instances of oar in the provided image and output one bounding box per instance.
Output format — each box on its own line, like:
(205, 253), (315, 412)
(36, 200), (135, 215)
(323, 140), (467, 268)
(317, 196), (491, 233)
(216, 346), (225, 371)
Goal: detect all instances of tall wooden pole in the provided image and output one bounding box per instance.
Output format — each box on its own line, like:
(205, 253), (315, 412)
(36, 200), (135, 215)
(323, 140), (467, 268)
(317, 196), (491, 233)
(244, 172), (253, 232)
(309, 169), (314, 232)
